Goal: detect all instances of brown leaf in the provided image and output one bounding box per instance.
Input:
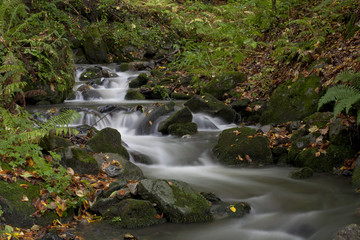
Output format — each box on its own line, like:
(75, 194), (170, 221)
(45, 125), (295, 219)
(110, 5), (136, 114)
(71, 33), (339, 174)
(245, 155), (252, 163)
(168, 181), (173, 186)
(315, 152), (321, 157)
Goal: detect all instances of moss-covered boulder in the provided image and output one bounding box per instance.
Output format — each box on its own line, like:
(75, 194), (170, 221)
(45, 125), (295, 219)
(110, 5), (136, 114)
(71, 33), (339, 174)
(158, 107), (193, 134)
(116, 63), (130, 72)
(289, 167), (314, 179)
(0, 180), (58, 228)
(170, 92), (194, 100)
(202, 72), (247, 100)
(293, 145), (354, 172)
(79, 67), (117, 81)
(288, 135), (316, 164)
(137, 179), (213, 223)
(329, 117), (360, 146)
(136, 102), (175, 135)
(102, 199), (165, 228)
(129, 73), (149, 88)
(125, 90), (146, 100)
(61, 147), (100, 175)
(184, 93), (237, 123)
(352, 167), (360, 188)
(168, 122), (198, 136)
(260, 75), (323, 125)
(213, 127), (273, 166)
(93, 153), (144, 180)
(82, 26), (109, 64)
(86, 128), (129, 160)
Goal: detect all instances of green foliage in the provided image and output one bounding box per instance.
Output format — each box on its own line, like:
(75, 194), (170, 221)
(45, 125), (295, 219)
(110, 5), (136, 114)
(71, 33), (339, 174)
(319, 71), (360, 125)
(0, 107), (80, 195)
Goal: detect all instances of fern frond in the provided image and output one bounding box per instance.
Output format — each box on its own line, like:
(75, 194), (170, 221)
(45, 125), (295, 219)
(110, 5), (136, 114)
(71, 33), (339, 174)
(318, 85), (360, 110)
(335, 70), (360, 87)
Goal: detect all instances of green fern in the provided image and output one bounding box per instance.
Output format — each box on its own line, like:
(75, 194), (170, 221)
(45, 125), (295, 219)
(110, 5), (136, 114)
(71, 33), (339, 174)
(318, 85), (360, 124)
(334, 70), (360, 87)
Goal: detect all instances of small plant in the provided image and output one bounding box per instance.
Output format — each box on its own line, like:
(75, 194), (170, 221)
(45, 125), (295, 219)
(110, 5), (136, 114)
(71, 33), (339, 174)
(112, 216), (122, 223)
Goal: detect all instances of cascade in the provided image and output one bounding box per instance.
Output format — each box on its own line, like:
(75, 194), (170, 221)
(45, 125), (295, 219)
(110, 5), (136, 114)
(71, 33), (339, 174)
(36, 65), (360, 240)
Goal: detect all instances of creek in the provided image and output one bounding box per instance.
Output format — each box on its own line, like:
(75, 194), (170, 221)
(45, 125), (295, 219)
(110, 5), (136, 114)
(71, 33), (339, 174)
(34, 65), (360, 240)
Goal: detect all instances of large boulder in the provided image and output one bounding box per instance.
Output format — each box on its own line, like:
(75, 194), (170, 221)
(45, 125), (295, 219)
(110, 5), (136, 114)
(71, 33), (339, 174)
(213, 127), (273, 166)
(93, 153), (144, 180)
(158, 107), (193, 134)
(86, 128), (129, 160)
(125, 90), (146, 100)
(137, 179), (213, 223)
(260, 75), (323, 124)
(184, 93), (238, 123)
(0, 180), (58, 228)
(136, 102), (175, 135)
(202, 72), (247, 100)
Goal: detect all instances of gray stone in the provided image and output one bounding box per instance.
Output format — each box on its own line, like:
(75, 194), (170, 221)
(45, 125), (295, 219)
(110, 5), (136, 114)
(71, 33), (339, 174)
(333, 224), (360, 240)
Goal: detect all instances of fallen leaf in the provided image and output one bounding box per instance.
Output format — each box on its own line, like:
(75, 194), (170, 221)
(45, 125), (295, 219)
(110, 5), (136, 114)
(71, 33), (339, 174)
(168, 181), (173, 186)
(309, 125), (319, 133)
(21, 195), (29, 202)
(315, 152), (321, 157)
(20, 184), (28, 189)
(229, 205), (236, 213)
(245, 155), (252, 163)
(155, 212), (164, 219)
(149, 121), (153, 125)
(237, 155), (244, 161)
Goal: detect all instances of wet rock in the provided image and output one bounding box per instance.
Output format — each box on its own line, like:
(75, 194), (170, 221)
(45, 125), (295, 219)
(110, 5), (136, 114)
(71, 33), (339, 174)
(170, 92), (194, 100)
(304, 112), (333, 129)
(137, 179), (213, 223)
(60, 147), (100, 175)
(184, 93), (237, 123)
(129, 61), (154, 71)
(94, 153), (144, 180)
(289, 167), (314, 179)
(83, 89), (102, 100)
(158, 107), (193, 134)
(213, 127), (273, 166)
(136, 102), (175, 135)
(168, 122), (198, 137)
(125, 90), (146, 100)
(333, 224), (360, 240)
(40, 135), (73, 152)
(86, 128), (129, 160)
(80, 67), (117, 81)
(260, 75), (323, 125)
(129, 73), (149, 88)
(211, 201), (251, 219)
(103, 199), (165, 228)
(98, 105), (128, 113)
(116, 63), (130, 72)
(202, 71), (247, 100)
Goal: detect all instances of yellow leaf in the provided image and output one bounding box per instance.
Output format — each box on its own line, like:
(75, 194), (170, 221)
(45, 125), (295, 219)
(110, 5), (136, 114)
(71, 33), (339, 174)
(309, 125), (319, 133)
(21, 195), (29, 202)
(149, 121), (153, 125)
(230, 206), (236, 213)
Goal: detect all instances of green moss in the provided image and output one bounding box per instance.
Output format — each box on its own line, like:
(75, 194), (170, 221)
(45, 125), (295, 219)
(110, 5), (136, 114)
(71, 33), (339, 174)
(125, 90), (146, 100)
(117, 63), (130, 72)
(170, 92), (193, 100)
(86, 128), (129, 159)
(213, 127), (273, 166)
(0, 180), (57, 228)
(289, 167), (314, 179)
(260, 75), (323, 125)
(158, 107), (193, 134)
(304, 112), (332, 129)
(64, 147), (100, 175)
(352, 167), (360, 188)
(168, 122), (198, 136)
(129, 73), (149, 88)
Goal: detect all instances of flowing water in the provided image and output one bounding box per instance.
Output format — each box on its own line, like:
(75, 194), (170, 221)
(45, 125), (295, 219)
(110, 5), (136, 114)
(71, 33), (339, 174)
(36, 65), (360, 239)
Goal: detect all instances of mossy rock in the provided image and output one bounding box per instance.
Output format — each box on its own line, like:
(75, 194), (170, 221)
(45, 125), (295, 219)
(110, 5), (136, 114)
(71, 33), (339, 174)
(138, 179), (213, 223)
(62, 147), (100, 175)
(212, 127), (273, 166)
(103, 199), (165, 228)
(82, 26), (109, 63)
(125, 90), (146, 100)
(329, 117), (360, 146)
(289, 167), (314, 179)
(260, 75), (323, 125)
(184, 93), (237, 123)
(211, 201), (251, 219)
(352, 167), (360, 188)
(129, 73), (149, 88)
(136, 102), (175, 135)
(0, 180), (58, 228)
(93, 153), (144, 180)
(116, 63), (130, 72)
(86, 128), (129, 160)
(40, 135), (73, 152)
(293, 145), (353, 172)
(168, 122), (198, 136)
(158, 107), (193, 134)
(170, 92), (194, 100)
(202, 72), (247, 100)
(79, 67), (102, 81)
(304, 112), (332, 129)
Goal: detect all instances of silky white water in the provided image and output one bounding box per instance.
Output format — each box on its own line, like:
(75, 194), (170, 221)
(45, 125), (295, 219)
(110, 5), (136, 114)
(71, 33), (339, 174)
(43, 65), (360, 239)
